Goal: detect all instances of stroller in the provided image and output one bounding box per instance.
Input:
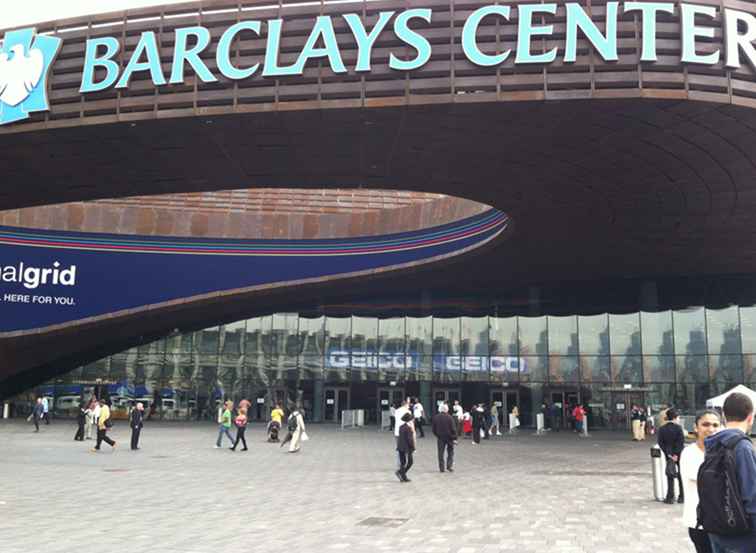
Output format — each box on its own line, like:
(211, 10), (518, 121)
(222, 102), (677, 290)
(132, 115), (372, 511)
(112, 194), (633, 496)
(267, 420), (281, 442)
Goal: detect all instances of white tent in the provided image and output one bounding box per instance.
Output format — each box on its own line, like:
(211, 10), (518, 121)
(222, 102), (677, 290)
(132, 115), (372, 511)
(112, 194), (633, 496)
(706, 384), (756, 410)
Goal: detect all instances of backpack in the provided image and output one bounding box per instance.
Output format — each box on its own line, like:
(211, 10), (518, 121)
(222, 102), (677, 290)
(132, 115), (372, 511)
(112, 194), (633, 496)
(287, 414), (298, 432)
(697, 435), (753, 536)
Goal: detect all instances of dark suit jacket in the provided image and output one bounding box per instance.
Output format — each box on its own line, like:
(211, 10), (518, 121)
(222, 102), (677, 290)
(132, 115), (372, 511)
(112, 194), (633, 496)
(130, 409), (144, 429)
(431, 412), (457, 442)
(657, 422), (684, 457)
(396, 423), (415, 453)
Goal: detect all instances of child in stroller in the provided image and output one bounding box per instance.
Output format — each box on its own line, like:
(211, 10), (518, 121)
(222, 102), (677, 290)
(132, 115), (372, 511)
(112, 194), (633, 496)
(267, 420), (281, 442)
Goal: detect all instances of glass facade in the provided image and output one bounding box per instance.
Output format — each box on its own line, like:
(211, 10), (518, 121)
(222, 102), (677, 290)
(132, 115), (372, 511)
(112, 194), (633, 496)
(19, 305), (756, 424)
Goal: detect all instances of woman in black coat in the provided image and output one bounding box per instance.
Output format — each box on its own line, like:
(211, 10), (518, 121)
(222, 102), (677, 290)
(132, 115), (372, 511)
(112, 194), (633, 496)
(395, 412), (416, 483)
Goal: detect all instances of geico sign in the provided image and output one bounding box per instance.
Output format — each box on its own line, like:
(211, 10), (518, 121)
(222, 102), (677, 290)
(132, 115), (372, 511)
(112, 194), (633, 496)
(326, 351), (525, 373)
(79, 2), (756, 94)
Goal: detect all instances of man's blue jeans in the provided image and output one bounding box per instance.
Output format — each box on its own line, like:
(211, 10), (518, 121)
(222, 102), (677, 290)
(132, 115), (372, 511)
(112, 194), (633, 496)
(709, 533), (756, 553)
(216, 425), (234, 447)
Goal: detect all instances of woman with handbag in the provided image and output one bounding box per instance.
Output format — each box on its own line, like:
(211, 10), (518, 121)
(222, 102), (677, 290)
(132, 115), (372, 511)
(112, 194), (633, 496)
(230, 407), (248, 451)
(282, 407), (306, 453)
(91, 399), (116, 452)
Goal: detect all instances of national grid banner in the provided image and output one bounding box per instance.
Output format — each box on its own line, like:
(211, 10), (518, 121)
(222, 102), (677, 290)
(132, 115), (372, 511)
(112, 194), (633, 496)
(0, 209), (507, 333)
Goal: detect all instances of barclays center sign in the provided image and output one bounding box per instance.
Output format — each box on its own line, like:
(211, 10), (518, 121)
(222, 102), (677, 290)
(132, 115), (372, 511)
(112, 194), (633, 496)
(4, 1), (756, 124)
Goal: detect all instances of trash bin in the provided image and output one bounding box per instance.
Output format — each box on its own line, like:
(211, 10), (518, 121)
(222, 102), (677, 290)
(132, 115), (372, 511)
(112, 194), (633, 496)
(650, 445), (667, 501)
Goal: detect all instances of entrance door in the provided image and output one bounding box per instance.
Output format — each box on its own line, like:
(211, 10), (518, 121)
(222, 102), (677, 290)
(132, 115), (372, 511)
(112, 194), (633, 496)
(377, 387), (405, 428)
(610, 391), (645, 430)
(550, 390), (579, 430)
(251, 389), (268, 421)
(433, 388), (461, 413)
(324, 387), (350, 422)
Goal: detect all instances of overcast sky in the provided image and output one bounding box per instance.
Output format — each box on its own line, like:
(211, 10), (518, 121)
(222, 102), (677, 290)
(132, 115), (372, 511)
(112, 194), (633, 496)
(2, 1), (199, 29)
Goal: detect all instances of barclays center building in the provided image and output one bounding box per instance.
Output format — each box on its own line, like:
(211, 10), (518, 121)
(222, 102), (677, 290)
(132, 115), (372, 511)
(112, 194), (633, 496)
(5, 0), (756, 429)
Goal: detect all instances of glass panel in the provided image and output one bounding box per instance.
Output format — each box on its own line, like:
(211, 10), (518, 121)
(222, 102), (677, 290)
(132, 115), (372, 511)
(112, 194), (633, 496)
(709, 354), (743, 387)
(352, 316), (378, 354)
(197, 327), (220, 354)
(406, 355), (432, 382)
(461, 316), (489, 355)
(433, 354), (462, 383)
(220, 320), (245, 357)
(745, 354), (756, 385)
(740, 306), (756, 354)
(609, 313), (641, 356)
(518, 355), (547, 382)
(580, 356), (611, 383)
(245, 317), (265, 353)
(433, 317), (460, 355)
(490, 355), (520, 383)
(548, 316), (578, 355)
(643, 356), (676, 382)
(269, 314), (299, 356)
(578, 314), (609, 355)
(325, 317), (351, 381)
(378, 318), (405, 354)
(706, 307), (741, 355)
(490, 317), (518, 356)
(463, 356), (489, 381)
(407, 317), (432, 355)
(548, 356), (579, 383)
(676, 382), (711, 413)
(676, 355), (708, 383)
(299, 316), (324, 356)
(674, 307), (707, 356)
(641, 311), (674, 355)
(612, 355), (642, 383)
(518, 316), (547, 356)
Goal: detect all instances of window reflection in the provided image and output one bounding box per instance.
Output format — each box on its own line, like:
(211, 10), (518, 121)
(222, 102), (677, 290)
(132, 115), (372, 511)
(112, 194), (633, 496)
(707, 307), (741, 356)
(490, 317), (518, 356)
(519, 317), (547, 356)
(641, 311), (674, 355)
(433, 318), (460, 355)
(461, 317), (489, 355)
(578, 314), (609, 355)
(407, 317), (432, 355)
(674, 308), (707, 356)
(548, 316), (578, 355)
(740, 306), (756, 353)
(609, 313), (640, 356)
(549, 356), (579, 383)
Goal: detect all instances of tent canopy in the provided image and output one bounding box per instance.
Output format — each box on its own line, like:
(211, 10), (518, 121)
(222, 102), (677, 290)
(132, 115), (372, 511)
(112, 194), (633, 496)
(705, 384), (756, 409)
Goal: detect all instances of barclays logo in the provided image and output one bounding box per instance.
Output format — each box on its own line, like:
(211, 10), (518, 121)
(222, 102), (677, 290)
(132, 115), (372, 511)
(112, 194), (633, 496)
(0, 28), (62, 125)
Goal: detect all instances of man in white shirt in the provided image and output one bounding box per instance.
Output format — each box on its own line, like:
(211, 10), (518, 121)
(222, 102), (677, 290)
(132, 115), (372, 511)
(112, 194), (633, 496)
(679, 409), (721, 553)
(413, 398), (425, 438)
(394, 399), (410, 438)
(452, 400), (464, 438)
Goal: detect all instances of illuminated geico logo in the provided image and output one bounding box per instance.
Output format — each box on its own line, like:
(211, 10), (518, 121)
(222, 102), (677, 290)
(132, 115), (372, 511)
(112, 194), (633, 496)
(326, 351), (526, 373)
(0, 261), (77, 289)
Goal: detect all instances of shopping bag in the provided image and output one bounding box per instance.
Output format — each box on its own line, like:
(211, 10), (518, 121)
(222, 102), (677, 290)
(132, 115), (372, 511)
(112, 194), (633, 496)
(479, 428), (485, 438)
(301, 431), (310, 441)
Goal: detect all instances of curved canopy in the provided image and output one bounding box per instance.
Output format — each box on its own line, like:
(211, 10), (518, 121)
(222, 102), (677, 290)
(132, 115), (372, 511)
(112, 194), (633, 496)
(705, 385), (756, 410)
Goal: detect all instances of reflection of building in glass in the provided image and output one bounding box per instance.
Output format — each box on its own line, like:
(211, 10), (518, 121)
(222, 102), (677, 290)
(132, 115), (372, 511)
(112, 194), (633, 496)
(16, 306), (756, 427)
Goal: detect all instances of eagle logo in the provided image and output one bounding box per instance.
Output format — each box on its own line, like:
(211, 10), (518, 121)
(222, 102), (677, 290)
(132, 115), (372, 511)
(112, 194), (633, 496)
(0, 28), (62, 126)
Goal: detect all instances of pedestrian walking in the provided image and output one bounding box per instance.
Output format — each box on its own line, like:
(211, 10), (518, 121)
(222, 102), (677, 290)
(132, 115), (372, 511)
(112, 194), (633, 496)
(452, 400), (464, 437)
(84, 399), (96, 440)
(267, 402), (284, 442)
(28, 397), (43, 432)
(389, 402), (396, 432)
(215, 400), (235, 448)
(281, 407), (306, 453)
(680, 410), (721, 553)
(231, 407), (248, 451)
(657, 408), (685, 504)
(700, 392), (756, 552)
(489, 403), (501, 436)
(472, 404), (485, 444)
(42, 396), (50, 425)
(129, 402), (144, 450)
(74, 400), (86, 441)
(395, 412), (415, 482)
(510, 405), (521, 434)
(639, 406), (648, 440)
(91, 399), (116, 452)
(92, 399), (101, 439)
(550, 402), (561, 432)
(413, 397), (425, 438)
(431, 404), (457, 472)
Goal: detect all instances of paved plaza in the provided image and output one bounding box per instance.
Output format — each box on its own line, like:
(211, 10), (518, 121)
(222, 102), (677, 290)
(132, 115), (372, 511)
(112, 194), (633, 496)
(0, 420), (693, 553)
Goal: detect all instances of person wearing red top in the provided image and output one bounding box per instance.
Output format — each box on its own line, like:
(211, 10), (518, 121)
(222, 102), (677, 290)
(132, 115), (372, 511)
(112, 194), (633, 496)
(572, 405), (586, 435)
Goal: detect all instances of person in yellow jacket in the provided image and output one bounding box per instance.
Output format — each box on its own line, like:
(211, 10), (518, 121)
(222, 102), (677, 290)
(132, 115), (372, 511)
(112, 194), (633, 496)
(91, 399), (116, 452)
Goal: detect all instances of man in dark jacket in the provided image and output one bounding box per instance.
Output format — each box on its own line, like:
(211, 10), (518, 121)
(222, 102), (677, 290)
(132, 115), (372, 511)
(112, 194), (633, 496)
(395, 412), (415, 483)
(431, 403), (458, 473)
(471, 404), (485, 444)
(704, 392), (756, 552)
(129, 402), (145, 450)
(657, 408), (685, 504)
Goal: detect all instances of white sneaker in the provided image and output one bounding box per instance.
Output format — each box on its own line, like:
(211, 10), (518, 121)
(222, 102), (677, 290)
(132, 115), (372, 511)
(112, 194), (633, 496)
(214, 445), (221, 449)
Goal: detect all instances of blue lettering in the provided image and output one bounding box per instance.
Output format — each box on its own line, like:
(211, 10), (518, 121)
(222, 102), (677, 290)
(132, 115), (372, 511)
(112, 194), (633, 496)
(216, 21), (262, 80)
(515, 3), (558, 64)
(389, 8), (432, 71)
(116, 31), (166, 89)
(462, 5), (512, 67)
(170, 26), (217, 84)
(79, 37), (120, 93)
(343, 12), (394, 72)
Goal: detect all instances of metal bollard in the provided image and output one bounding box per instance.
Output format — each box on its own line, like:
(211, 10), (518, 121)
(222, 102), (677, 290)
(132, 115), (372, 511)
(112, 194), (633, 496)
(650, 445), (668, 501)
(2, 402), (8, 419)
